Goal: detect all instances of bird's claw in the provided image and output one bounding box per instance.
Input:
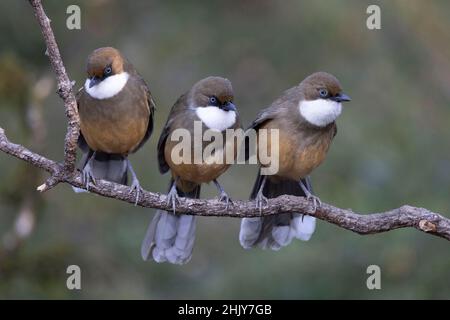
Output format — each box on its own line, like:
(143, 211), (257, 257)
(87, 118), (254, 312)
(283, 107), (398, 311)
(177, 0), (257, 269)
(82, 164), (96, 191)
(129, 178), (143, 206)
(166, 186), (180, 214)
(217, 191), (233, 210)
(255, 192), (268, 214)
(306, 193), (322, 212)
(298, 179), (321, 212)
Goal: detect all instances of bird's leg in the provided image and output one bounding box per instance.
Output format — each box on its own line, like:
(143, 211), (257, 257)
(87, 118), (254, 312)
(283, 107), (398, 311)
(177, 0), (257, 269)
(127, 159), (143, 206)
(255, 175), (268, 214)
(166, 178), (180, 214)
(82, 151), (97, 191)
(213, 179), (232, 209)
(299, 179), (322, 212)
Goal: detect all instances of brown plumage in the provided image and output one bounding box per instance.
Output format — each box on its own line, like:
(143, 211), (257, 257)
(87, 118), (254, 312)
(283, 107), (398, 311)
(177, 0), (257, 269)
(75, 47), (155, 203)
(240, 72), (350, 250)
(78, 75), (152, 155)
(142, 76), (241, 264)
(86, 47), (125, 77)
(258, 116), (336, 181)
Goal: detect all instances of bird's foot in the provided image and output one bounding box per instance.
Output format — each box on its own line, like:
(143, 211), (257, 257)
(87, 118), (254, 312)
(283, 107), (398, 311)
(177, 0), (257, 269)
(129, 177), (143, 206)
(82, 163), (96, 191)
(217, 191), (233, 210)
(299, 178), (321, 212)
(213, 179), (232, 210)
(255, 191), (269, 214)
(126, 159), (143, 205)
(166, 183), (180, 214)
(305, 190), (322, 212)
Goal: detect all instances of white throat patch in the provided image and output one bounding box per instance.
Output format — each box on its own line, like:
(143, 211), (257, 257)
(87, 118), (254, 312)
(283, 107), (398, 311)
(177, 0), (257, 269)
(299, 99), (342, 127)
(84, 72), (129, 100)
(195, 106), (236, 131)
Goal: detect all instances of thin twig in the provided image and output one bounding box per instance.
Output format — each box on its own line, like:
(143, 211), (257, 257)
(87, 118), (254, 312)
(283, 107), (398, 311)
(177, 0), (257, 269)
(29, 0), (79, 176)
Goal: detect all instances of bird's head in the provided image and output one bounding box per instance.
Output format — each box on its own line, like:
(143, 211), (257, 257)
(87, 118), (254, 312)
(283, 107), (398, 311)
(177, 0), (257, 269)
(86, 47), (125, 88)
(191, 76), (236, 112)
(190, 76), (237, 131)
(298, 72), (351, 127)
(84, 47), (129, 100)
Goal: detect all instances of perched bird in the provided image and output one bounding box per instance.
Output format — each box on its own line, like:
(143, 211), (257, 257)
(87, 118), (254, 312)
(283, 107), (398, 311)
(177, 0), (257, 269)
(141, 76), (241, 264)
(240, 72), (350, 250)
(75, 47), (155, 203)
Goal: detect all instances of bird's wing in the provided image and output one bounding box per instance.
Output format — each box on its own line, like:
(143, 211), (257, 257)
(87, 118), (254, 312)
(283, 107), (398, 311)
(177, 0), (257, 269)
(247, 85), (300, 131)
(246, 106), (279, 131)
(75, 86), (91, 153)
(243, 105), (281, 162)
(245, 86), (301, 160)
(132, 76), (156, 153)
(157, 94), (188, 174)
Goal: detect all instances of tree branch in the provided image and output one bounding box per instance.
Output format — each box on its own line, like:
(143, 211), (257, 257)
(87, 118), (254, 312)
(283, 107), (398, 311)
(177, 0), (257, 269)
(1, 127), (450, 242)
(1, 0), (448, 243)
(29, 0), (79, 177)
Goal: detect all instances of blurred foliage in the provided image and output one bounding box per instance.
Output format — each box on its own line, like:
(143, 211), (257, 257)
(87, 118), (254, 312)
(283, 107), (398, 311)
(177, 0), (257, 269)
(0, 0), (449, 299)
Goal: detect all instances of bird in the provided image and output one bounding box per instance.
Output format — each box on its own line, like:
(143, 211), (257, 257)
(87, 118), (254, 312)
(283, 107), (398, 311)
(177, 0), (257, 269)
(74, 47), (155, 204)
(239, 72), (350, 250)
(141, 76), (241, 264)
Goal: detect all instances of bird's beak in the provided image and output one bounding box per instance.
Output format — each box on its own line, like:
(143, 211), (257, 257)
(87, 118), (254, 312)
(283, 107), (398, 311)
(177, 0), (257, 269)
(89, 77), (101, 88)
(333, 93), (351, 102)
(221, 102), (236, 112)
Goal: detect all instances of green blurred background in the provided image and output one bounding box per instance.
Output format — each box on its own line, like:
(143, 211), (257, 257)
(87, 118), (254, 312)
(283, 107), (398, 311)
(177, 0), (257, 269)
(0, 0), (449, 299)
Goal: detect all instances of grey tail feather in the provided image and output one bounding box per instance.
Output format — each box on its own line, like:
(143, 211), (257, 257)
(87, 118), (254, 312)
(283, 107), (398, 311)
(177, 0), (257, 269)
(239, 170), (316, 250)
(72, 151), (127, 193)
(141, 179), (200, 265)
(79, 151), (128, 184)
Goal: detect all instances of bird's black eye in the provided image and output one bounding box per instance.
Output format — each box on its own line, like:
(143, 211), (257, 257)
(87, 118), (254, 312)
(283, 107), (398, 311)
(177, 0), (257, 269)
(209, 96), (218, 106)
(104, 66), (112, 76)
(319, 88), (328, 98)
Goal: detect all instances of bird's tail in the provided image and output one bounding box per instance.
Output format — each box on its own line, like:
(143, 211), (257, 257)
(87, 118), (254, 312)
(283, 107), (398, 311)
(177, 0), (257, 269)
(72, 151), (128, 193)
(141, 179), (200, 265)
(239, 170), (316, 250)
